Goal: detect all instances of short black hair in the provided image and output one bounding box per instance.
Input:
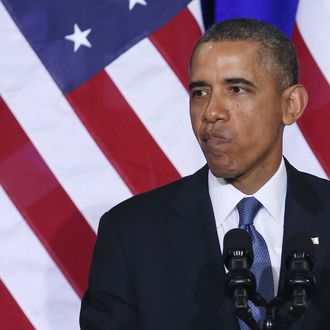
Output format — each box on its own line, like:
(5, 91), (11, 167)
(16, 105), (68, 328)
(191, 18), (298, 89)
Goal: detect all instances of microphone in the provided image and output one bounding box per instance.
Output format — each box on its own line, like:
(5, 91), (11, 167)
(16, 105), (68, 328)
(224, 229), (259, 329)
(223, 228), (254, 272)
(284, 234), (316, 319)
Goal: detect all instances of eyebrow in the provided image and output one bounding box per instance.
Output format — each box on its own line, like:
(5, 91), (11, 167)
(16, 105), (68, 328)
(223, 77), (256, 88)
(189, 78), (256, 91)
(188, 81), (209, 91)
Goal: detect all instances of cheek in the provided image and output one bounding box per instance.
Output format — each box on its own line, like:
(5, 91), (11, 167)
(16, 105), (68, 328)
(240, 101), (279, 130)
(232, 112), (267, 147)
(237, 110), (282, 152)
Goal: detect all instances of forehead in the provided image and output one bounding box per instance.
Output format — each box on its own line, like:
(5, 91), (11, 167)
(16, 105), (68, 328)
(190, 40), (276, 84)
(191, 40), (262, 69)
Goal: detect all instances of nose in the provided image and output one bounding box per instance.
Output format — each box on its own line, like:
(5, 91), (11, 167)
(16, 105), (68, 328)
(203, 93), (229, 123)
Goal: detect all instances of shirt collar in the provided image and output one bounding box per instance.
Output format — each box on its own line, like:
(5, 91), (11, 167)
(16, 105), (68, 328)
(208, 157), (287, 227)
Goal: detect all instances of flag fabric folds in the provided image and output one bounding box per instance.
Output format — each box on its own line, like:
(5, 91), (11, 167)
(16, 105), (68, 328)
(0, 1), (204, 328)
(0, 0), (329, 329)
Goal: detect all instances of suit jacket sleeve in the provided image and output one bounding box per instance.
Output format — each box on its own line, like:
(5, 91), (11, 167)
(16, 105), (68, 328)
(80, 211), (137, 329)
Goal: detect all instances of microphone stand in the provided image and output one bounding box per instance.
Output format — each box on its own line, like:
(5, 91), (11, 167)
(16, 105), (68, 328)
(226, 264), (315, 329)
(249, 292), (277, 330)
(225, 268), (260, 330)
(273, 250), (316, 330)
(259, 296), (277, 330)
(260, 275), (315, 330)
(233, 289), (277, 330)
(234, 287), (259, 330)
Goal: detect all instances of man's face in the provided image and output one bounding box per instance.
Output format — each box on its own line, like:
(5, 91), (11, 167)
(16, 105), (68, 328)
(189, 41), (287, 189)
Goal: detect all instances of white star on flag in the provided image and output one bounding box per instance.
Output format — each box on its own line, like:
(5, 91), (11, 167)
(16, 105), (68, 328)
(129, 0), (147, 11)
(65, 23), (92, 52)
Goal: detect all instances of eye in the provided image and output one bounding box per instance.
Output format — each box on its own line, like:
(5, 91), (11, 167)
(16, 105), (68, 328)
(190, 89), (208, 98)
(230, 86), (245, 94)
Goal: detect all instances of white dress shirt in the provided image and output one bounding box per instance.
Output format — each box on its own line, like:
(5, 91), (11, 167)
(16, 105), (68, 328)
(208, 158), (287, 295)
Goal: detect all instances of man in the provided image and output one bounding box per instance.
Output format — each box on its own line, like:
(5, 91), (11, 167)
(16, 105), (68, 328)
(80, 19), (330, 329)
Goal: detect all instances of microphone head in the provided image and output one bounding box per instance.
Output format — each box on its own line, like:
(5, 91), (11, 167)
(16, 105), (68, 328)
(223, 228), (253, 269)
(284, 234), (315, 270)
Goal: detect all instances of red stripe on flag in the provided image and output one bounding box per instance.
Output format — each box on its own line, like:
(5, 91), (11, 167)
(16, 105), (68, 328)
(66, 71), (181, 195)
(0, 281), (34, 330)
(293, 26), (330, 177)
(150, 8), (202, 90)
(0, 97), (95, 297)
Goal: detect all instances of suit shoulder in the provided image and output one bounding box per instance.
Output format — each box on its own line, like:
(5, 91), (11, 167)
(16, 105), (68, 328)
(287, 165), (330, 210)
(296, 169), (330, 191)
(100, 166), (207, 227)
(286, 161), (329, 188)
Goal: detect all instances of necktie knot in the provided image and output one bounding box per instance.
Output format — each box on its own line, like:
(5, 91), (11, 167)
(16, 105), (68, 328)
(237, 197), (262, 227)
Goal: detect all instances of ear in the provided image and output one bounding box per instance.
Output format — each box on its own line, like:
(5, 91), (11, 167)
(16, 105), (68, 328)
(281, 84), (308, 125)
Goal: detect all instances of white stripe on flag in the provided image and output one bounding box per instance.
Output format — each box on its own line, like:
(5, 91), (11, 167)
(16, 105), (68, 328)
(106, 38), (205, 177)
(296, 0), (330, 85)
(0, 3), (132, 231)
(188, 0), (204, 32)
(283, 123), (328, 179)
(0, 186), (80, 330)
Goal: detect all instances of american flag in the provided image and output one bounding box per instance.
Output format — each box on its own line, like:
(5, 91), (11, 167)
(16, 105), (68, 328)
(0, 0), (329, 329)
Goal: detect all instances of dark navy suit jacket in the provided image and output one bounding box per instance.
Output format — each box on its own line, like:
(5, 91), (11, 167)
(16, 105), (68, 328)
(80, 161), (330, 329)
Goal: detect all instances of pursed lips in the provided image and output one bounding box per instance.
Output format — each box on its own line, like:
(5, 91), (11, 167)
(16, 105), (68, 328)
(202, 131), (231, 145)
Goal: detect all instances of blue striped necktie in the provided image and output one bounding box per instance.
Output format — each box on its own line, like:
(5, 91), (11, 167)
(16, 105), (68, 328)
(237, 197), (274, 329)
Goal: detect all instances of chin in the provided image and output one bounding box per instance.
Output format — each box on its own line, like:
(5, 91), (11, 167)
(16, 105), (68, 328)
(207, 161), (239, 179)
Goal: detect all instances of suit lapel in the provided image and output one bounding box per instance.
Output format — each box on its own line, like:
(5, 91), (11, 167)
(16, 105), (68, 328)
(167, 165), (239, 329)
(168, 166), (222, 289)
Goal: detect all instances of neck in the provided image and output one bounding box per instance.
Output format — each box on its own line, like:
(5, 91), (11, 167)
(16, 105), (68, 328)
(227, 156), (282, 195)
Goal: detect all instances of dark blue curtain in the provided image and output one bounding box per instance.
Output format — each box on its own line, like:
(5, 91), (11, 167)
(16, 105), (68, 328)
(200, 0), (299, 37)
